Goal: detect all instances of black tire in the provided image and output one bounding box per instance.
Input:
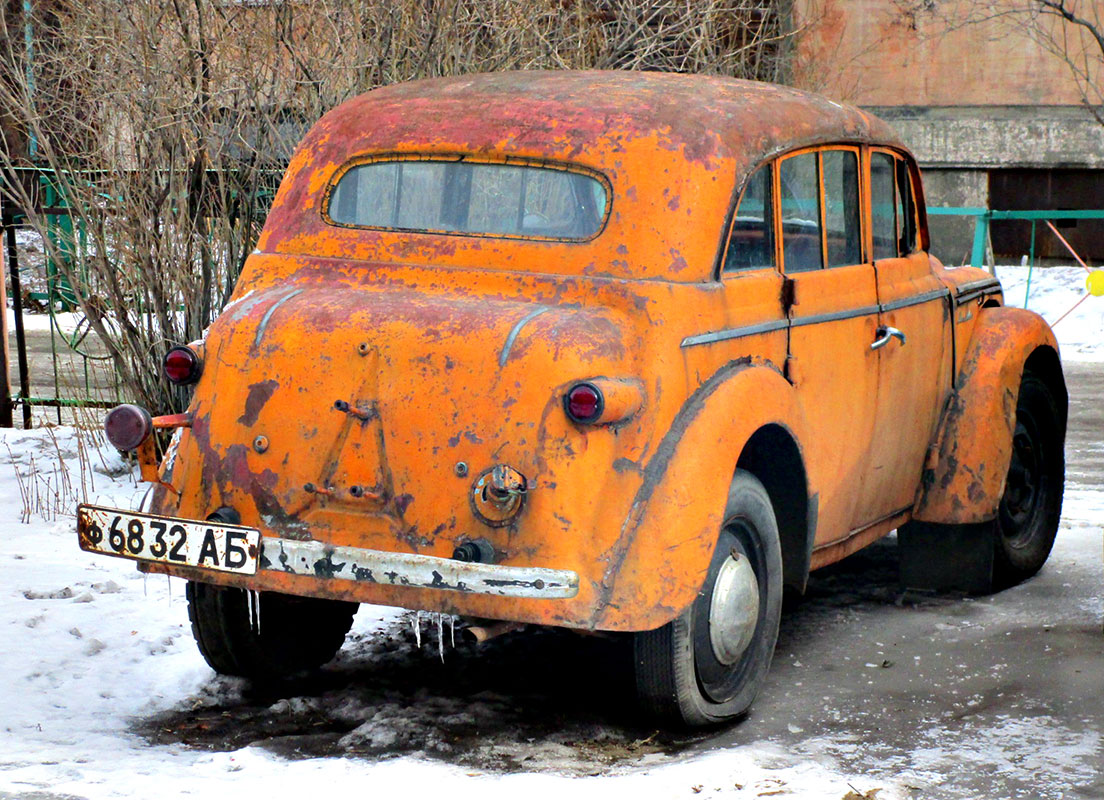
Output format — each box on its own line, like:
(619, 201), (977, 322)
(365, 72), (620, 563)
(633, 469), (783, 728)
(186, 581), (358, 680)
(992, 372), (1064, 587)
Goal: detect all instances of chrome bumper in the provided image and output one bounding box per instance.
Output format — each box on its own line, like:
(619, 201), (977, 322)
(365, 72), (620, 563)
(261, 538), (579, 599)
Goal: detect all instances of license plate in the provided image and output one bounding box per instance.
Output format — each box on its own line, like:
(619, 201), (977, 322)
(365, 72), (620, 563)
(76, 504), (261, 575)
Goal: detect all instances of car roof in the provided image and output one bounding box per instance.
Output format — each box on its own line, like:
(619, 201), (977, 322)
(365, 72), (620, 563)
(261, 71), (908, 282)
(344, 71), (903, 166)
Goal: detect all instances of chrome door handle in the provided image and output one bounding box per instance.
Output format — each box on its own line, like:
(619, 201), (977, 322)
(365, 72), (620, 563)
(871, 326), (906, 350)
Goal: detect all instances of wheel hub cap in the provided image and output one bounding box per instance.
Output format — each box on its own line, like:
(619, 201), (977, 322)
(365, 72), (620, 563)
(709, 550), (760, 665)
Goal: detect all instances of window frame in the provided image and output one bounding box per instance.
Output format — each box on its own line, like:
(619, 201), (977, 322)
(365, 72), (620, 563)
(719, 143), (929, 281)
(820, 146), (865, 269)
(773, 144), (866, 275)
(721, 161), (778, 275)
(777, 149), (825, 274)
(867, 147), (923, 260)
(321, 152), (614, 244)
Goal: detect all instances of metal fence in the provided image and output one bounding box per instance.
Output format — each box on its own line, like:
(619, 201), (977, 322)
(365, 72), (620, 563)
(1, 199), (119, 429)
(1, 165), (279, 428)
(927, 208), (1104, 304)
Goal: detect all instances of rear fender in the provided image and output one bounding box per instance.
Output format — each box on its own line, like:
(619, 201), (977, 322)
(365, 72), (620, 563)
(914, 307), (1062, 525)
(592, 360), (810, 631)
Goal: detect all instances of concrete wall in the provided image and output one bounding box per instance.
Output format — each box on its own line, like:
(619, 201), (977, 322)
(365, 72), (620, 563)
(913, 167), (988, 265)
(870, 106), (1104, 170)
(793, 0), (1102, 107)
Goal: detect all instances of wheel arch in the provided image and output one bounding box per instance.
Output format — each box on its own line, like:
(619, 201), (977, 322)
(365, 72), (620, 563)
(736, 424), (815, 594)
(592, 359), (814, 631)
(1023, 344), (1067, 430)
(914, 307), (1066, 525)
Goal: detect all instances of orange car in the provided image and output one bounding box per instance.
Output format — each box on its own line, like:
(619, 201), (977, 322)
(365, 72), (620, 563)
(78, 72), (1066, 727)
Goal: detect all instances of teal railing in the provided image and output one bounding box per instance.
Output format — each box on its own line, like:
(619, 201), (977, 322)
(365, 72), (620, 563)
(927, 207), (1104, 269)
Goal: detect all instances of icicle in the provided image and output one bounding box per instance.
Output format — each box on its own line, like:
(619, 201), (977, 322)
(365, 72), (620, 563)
(166, 573), (172, 606)
(437, 613), (445, 663)
(412, 611), (422, 649)
(449, 615), (455, 648)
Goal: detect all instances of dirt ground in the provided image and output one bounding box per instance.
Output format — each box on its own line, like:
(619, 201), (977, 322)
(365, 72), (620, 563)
(127, 361), (1104, 799)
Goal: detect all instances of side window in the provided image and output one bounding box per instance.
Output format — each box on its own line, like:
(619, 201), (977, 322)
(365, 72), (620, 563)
(724, 164), (775, 272)
(870, 152), (897, 260)
(779, 153), (822, 272)
(823, 149), (861, 267)
(896, 159), (917, 254)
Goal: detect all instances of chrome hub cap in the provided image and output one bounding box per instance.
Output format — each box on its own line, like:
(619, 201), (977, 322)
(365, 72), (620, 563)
(709, 550), (760, 665)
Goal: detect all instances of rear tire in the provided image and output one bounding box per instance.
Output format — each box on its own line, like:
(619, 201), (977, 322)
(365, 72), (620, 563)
(992, 373), (1064, 587)
(633, 469), (783, 728)
(186, 581), (358, 680)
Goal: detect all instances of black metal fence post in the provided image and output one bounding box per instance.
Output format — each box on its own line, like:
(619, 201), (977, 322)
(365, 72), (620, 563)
(4, 211), (33, 428)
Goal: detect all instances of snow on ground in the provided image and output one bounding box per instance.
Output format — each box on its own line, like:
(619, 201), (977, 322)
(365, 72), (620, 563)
(994, 265), (1102, 362)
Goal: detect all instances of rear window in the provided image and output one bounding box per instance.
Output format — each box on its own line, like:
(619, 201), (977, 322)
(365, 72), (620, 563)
(326, 158), (609, 241)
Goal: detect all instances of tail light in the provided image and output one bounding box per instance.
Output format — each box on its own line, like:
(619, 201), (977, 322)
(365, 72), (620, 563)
(563, 378), (643, 426)
(164, 346), (202, 385)
(104, 404), (153, 451)
(564, 383), (604, 423)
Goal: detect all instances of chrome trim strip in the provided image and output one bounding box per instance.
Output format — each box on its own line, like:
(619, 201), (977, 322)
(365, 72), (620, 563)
(261, 538), (579, 599)
(499, 306), (552, 366)
(954, 277), (1001, 297)
(682, 304), (881, 348)
(254, 289), (305, 347)
(955, 286), (1001, 306)
(791, 304), (881, 328)
(680, 319), (789, 348)
(880, 288), (950, 313)
(681, 287), (953, 350)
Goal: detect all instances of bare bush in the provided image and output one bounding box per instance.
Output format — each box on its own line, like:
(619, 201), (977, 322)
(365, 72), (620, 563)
(0, 0), (807, 415)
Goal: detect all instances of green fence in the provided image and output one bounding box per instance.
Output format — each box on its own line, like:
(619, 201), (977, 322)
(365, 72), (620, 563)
(926, 207), (1104, 310)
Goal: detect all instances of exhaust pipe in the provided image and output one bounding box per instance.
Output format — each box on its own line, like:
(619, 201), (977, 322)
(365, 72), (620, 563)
(463, 620), (524, 644)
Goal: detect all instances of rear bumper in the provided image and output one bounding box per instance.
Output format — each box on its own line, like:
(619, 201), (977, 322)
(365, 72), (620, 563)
(261, 537), (579, 599)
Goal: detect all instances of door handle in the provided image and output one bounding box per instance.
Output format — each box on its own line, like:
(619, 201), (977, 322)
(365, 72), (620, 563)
(871, 326), (906, 350)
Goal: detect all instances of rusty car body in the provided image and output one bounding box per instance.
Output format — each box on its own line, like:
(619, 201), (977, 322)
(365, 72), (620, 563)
(78, 71), (1067, 727)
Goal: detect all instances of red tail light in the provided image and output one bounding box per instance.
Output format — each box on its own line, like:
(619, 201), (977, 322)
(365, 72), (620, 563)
(164, 346), (202, 385)
(104, 404), (153, 452)
(564, 383), (604, 424)
(562, 378), (644, 426)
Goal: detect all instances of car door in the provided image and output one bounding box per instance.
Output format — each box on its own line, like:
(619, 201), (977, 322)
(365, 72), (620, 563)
(778, 147), (883, 547)
(854, 150), (952, 523)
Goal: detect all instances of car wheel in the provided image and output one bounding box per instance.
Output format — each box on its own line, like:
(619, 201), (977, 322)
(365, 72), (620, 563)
(992, 372), (1064, 587)
(633, 469), (783, 728)
(186, 581), (358, 680)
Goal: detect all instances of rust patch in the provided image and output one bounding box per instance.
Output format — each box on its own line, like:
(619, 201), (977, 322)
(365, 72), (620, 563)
(238, 380), (279, 426)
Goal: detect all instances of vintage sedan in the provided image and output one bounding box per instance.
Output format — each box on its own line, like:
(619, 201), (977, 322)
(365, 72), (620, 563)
(78, 71), (1066, 727)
